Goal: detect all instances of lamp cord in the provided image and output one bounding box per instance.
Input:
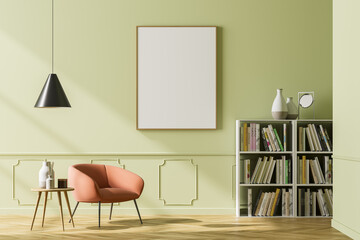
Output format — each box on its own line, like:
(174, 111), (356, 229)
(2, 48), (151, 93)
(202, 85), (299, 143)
(52, 0), (54, 73)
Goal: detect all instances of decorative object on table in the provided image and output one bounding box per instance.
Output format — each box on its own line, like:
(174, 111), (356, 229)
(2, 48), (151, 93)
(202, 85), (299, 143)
(298, 92), (315, 119)
(58, 179), (68, 188)
(46, 162), (55, 189)
(271, 88), (288, 119)
(34, 0), (71, 108)
(286, 97), (298, 119)
(39, 160), (50, 188)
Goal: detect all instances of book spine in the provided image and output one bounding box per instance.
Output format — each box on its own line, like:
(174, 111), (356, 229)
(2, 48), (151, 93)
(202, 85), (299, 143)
(267, 160), (276, 184)
(283, 123), (287, 152)
(263, 157), (274, 184)
(266, 192), (276, 216)
(315, 157), (326, 183)
(261, 128), (269, 151)
(302, 156), (306, 185)
(324, 156), (330, 184)
(268, 125), (280, 151)
(305, 127), (315, 151)
(284, 159), (288, 184)
(299, 127), (303, 151)
(240, 126), (244, 151)
(270, 188), (281, 216)
(289, 188), (293, 216)
(274, 128), (284, 151)
(248, 188), (252, 216)
(319, 125), (331, 151)
(256, 157), (268, 184)
(281, 189), (286, 216)
(256, 124), (260, 152)
(309, 160), (319, 184)
(265, 128), (276, 152)
(298, 189), (302, 216)
(258, 193), (268, 216)
(253, 190), (263, 216)
(303, 128), (306, 151)
(316, 191), (325, 216)
(244, 124), (248, 151)
(244, 159), (250, 184)
(309, 124), (321, 151)
(324, 128), (332, 151)
(250, 157), (262, 184)
(255, 191), (265, 216)
(312, 191), (317, 216)
(306, 159), (310, 184)
(288, 159), (292, 184)
(285, 191), (290, 216)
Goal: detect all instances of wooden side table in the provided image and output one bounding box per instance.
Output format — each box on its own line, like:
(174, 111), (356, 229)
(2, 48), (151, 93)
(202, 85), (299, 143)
(30, 187), (75, 231)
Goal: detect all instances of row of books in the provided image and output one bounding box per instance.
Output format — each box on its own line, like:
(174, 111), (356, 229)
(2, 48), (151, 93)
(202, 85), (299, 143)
(297, 156), (332, 184)
(244, 156), (291, 184)
(248, 188), (293, 217)
(298, 124), (332, 151)
(298, 188), (333, 216)
(241, 123), (287, 152)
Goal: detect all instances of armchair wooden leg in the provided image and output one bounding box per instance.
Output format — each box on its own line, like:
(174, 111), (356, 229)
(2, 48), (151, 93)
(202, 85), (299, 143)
(134, 200), (143, 224)
(98, 201), (101, 228)
(109, 203), (113, 220)
(69, 202), (79, 223)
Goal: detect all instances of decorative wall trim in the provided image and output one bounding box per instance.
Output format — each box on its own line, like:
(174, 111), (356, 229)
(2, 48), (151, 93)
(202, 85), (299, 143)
(158, 159), (198, 206)
(90, 158), (124, 168)
(0, 152), (234, 157)
(332, 155), (360, 163)
(12, 159), (52, 206)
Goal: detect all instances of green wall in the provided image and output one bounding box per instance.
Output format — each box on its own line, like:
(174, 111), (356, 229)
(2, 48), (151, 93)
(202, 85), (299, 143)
(332, 0), (360, 238)
(0, 0), (332, 215)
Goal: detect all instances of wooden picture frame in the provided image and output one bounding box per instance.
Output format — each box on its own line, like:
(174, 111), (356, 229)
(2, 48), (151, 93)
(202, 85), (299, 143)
(136, 26), (217, 129)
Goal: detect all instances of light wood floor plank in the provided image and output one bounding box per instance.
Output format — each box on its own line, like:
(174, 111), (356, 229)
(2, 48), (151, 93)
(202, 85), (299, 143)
(0, 215), (350, 239)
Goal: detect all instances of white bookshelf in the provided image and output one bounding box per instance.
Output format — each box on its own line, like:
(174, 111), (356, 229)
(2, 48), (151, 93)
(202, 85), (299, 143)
(235, 119), (333, 218)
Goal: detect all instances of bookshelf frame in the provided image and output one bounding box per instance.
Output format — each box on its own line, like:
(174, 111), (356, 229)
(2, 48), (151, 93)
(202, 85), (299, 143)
(235, 119), (333, 218)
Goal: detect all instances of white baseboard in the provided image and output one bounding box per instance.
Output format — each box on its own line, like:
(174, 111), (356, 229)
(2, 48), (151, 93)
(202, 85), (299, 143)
(332, 218), (360, 239)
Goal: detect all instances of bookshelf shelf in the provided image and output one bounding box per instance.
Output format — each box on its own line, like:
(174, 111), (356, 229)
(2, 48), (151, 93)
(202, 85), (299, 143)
(239, 151), (293, 154)
(236, 119), (333, 218)
(297, 152), (333, 154)
(239, 184), (293, 187)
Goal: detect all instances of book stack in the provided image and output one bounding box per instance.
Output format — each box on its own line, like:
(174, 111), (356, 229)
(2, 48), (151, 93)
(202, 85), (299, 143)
(298, 188), (333, 216)
(244, 156), (291, 184)
(248, 188), (293, 217)
(241, 123), (287, 152)
(297, 156), (332, 184)
(298, 124), (332, 151)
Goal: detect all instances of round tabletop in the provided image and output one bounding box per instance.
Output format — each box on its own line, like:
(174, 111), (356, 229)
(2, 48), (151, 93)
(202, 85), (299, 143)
(31, 187), (74, 192)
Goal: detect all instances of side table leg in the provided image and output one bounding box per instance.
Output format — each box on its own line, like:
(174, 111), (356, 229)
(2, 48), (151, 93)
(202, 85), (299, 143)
(57, 192), (65, 231)
(30, 192), (42, 230)
(64, 191), (75, 227)
(41, 192), (48, 227)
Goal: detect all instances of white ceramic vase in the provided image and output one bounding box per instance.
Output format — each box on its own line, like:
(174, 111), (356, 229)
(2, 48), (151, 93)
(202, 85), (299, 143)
(271, 89), (288, 119)
(39, 161), (50, 188)
(286, 97), (298, 119)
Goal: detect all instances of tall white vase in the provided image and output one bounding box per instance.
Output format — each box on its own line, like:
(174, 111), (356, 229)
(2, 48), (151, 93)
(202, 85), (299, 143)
(286, 97), (298, 119)
(271, 89), (288, 119)
(39, 161), (50, 188)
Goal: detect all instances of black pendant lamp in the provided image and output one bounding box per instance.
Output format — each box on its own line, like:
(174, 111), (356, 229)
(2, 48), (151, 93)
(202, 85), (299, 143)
(35, 0), (71, 108)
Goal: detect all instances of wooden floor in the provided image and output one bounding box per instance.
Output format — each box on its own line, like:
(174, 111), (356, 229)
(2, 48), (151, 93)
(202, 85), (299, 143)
(0, 215), (350, 240)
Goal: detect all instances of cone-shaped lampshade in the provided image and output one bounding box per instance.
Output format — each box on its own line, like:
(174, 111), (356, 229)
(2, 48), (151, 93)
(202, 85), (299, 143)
(34, 74), (71, 108)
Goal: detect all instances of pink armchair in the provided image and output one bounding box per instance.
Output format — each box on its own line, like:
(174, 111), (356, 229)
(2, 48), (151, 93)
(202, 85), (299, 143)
(68, 164), (144, 227)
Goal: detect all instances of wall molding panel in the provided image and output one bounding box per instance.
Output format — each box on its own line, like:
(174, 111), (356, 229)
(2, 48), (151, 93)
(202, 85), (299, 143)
(158, 159), (198, 206)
